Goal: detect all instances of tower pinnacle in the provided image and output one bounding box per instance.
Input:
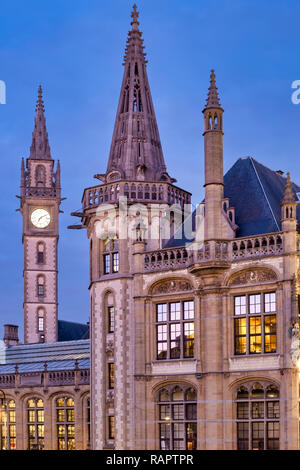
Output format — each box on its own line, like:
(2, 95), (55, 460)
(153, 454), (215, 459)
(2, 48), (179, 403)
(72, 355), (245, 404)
(105, 6), (169, 183)
(282, 172), (295, 203)
(204, 69), (222, 110)
(30, 85), (52, 160)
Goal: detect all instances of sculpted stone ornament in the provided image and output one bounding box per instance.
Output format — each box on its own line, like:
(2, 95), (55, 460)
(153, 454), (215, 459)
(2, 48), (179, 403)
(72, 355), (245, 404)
(229, 269), (277, 286)
(289, 322), (300, 366)
(106, 339), (114, 353)
(152, 279), (193, 295)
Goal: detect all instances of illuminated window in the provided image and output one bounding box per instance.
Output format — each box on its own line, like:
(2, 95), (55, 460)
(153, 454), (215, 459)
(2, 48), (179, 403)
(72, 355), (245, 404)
(56, 397), (75, 450)
(108, 416), (115, 440)
(108, 363), (114, 389)
(234, 293), (276, 355)
(38, 308), (44, 332)
(156, 301), (194, 360)
(157, 386), (197, 450)
(236, 383), (280, 450)
(108, 306), (114, 333)
(27, 398), (44, 450)
(0, 399), (16, 450)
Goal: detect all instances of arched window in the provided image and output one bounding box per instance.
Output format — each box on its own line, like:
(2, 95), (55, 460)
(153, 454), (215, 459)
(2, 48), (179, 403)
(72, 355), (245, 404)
(157, 385), (197, 450)
(37, 276), (45, 297)
(27, 398), (44, 450)
(0, 399), (16, 450)
(37, 242), (45, 264)
(37, 308), (45, 333)
(56, 397), (75, 450)
(36, 165), (45, 187)
(236, 382), (280, 450)
(103, 238), (119, 275)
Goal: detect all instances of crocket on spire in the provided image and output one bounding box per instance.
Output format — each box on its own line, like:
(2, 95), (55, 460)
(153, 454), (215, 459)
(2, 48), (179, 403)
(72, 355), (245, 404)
(105, 5), (169, 183)
(30, 85), (52, 160)
(204, 69), (222, 109)
(282, 172), (295, 203)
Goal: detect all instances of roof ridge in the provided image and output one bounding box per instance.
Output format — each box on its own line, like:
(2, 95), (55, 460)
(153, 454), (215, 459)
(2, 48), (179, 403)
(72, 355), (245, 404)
(249, 157), (280, 232)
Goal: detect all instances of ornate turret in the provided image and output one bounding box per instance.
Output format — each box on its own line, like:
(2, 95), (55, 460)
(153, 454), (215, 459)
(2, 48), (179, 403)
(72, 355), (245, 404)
(281, 172), (297, 232)
(202, 70), (233, 241)
(103, 4), (169, 184)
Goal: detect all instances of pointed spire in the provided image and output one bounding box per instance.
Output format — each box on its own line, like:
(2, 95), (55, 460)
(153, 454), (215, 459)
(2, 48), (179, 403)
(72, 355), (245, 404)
(282, 172), (295, 203)
(29, 85), (52, 160)
(123, 4), (147, 64)
(106, 6), (168, 183)
(204, 69), (222, 109)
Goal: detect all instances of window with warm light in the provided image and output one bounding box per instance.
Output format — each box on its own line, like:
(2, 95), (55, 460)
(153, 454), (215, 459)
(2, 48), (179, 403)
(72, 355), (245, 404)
(157, 385), (197, 450)
(156, 301), (194, 360)
(56, 397), (75, 450)
(234, 293), (276, 355)
(236, 382), (280, 450)
(27, 398), (44, 450)
(0, 399), (16, 450)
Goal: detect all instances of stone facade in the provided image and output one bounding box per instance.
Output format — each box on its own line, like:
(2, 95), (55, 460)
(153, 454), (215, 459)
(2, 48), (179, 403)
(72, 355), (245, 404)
(77, 6), (300, 451)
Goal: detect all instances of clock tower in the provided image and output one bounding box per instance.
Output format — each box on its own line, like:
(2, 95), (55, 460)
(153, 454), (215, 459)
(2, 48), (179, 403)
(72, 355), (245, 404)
(19, 86), (62, 344)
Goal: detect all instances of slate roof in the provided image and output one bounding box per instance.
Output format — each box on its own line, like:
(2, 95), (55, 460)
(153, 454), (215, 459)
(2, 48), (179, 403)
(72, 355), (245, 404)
(164, 156), (300, 248)
(0, 339), (90, 373)
(57, 320), (89, 342)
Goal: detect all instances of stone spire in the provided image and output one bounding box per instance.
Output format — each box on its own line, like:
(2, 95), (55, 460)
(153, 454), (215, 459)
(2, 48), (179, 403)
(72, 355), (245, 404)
(204, 69), (222, 110)
(282, 172), (295, 203)
(105, 5), (169, 183)
(29, 85), (52, 160)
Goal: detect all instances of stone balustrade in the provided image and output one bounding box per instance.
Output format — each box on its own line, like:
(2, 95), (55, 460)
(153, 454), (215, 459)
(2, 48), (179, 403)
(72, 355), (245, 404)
(0, 368), (90, 388)
(143, 233), (284, 272)
(82, 181), (191, 210)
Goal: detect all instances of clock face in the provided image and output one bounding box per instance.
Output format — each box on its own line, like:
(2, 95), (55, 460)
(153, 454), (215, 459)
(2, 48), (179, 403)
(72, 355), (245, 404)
(31, 208), (51, 228)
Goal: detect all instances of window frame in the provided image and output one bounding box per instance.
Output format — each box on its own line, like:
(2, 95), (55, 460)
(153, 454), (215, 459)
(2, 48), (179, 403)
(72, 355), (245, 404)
(155, 300), (195, 361)
(233, 292), (277, 356)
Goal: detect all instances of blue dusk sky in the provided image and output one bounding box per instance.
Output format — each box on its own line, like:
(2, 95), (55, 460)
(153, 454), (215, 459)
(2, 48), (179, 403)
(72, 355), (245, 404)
(0, 0), (300, 341)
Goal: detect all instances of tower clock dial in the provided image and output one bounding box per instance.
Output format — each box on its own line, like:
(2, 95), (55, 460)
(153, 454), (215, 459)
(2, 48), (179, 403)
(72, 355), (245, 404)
(30, 208), (51, 228)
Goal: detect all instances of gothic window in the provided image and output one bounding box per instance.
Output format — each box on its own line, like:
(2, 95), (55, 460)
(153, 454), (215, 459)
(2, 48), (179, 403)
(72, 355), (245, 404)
(0, 399), (16, 450)
(37, 308), (45, 332)
(156, 301), (194, 360)
(56, 397), (75, 450)
(108, 363), (114, 389)
(157, 385), (197, 450)
(36, 165), (45, 187)
(103, 239), (119, 275)
(108, 306), (115, 333)
(37, 242), (45, 264)
(234, 293), (277, 355)
(37, 276), (45, 297)
(236, 383), (280, 450)
(108, 416), (115, 440)
(27, 398), (44, 450)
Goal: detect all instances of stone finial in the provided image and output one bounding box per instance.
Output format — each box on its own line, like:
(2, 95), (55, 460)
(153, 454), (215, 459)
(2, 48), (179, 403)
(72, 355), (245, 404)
(282, 172), (295, 203)
(29, 85), (52, 160)
(204, 69), (222, 109)
(131, 4), (139, 30)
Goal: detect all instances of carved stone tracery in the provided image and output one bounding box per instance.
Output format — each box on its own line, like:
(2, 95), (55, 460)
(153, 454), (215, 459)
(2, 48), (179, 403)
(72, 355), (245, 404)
(151, 279), (193, 295)
(228, 269), (277, 286)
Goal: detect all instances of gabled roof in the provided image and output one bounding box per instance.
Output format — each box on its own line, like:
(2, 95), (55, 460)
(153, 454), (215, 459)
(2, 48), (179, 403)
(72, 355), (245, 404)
(164, 156), (300, 248)
(57, 320), (89, 342)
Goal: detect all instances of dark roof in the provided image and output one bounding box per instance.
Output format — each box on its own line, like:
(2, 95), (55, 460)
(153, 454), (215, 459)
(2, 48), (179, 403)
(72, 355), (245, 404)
(57, 320), (89, 342)
(164, 156), (300, 248)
